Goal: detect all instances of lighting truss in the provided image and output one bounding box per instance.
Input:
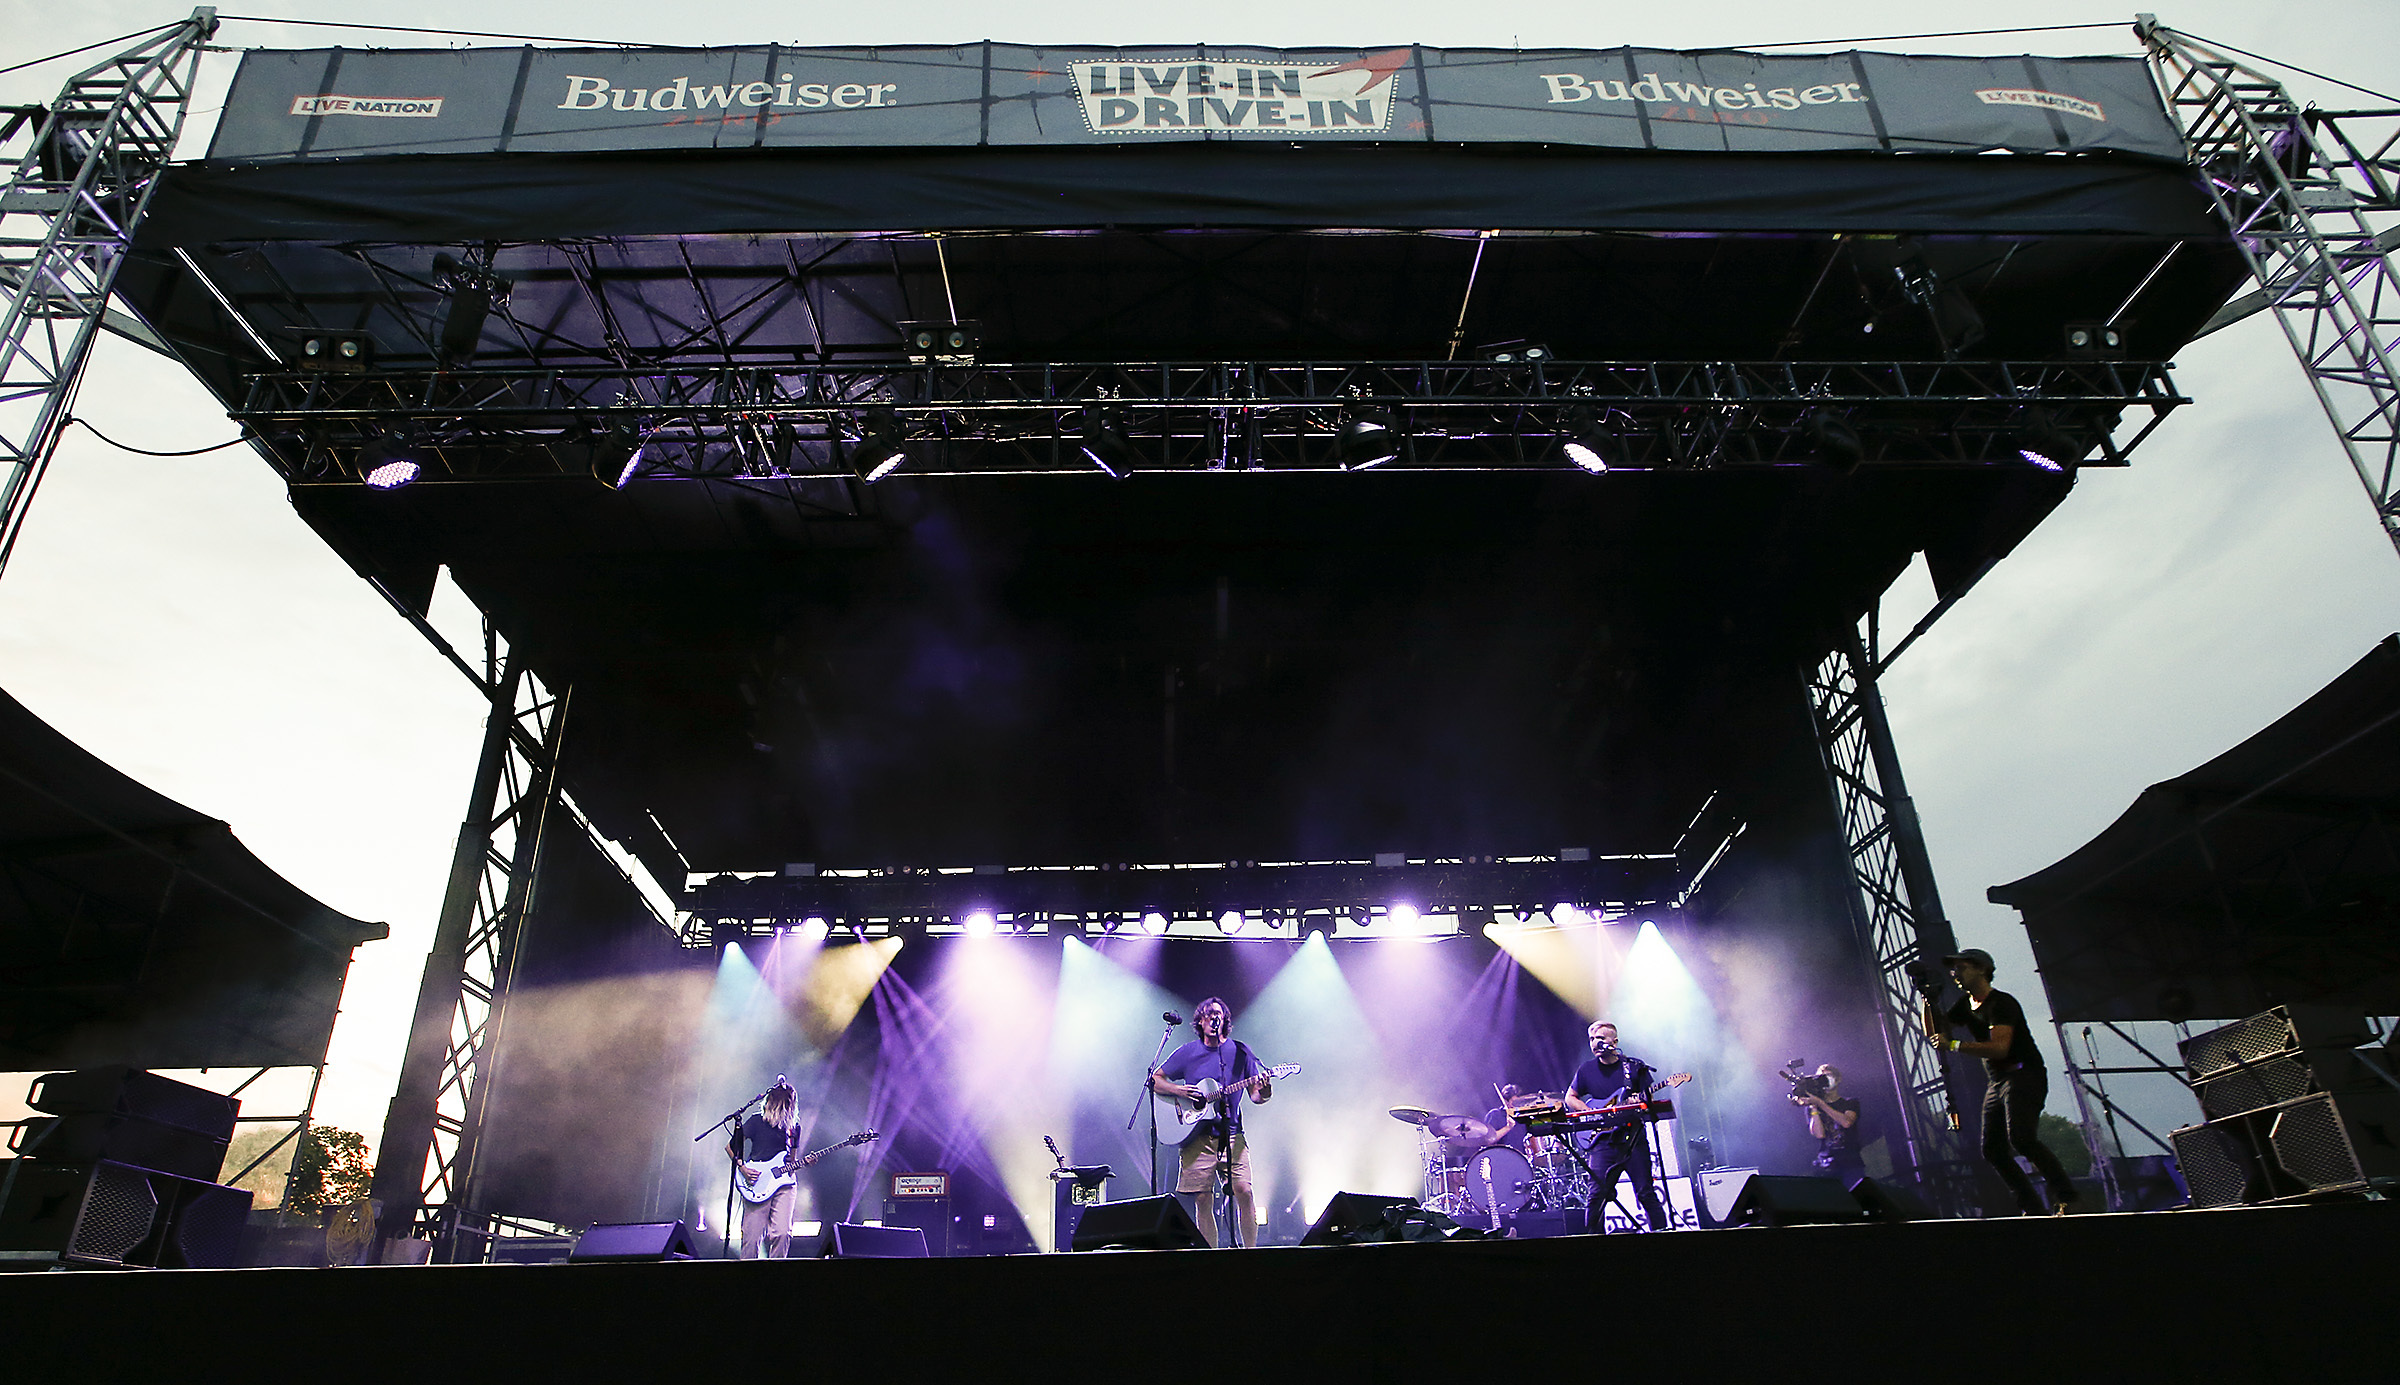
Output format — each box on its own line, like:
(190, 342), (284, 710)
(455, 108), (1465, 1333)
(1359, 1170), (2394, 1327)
(1805, 627), (1980, 1216)
(684, 851), (1687, 949)
(2143, 20), (2400, 559)
(0, 9), (215, 576)
(233, 358), (2185, 485)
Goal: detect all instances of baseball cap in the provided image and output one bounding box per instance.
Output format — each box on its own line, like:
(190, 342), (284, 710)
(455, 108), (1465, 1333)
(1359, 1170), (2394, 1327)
(1942, 948), (1996, 972)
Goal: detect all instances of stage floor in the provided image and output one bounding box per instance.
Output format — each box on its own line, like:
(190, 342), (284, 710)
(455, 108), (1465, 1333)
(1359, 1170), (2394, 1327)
(4, 1201), (2387, 1379)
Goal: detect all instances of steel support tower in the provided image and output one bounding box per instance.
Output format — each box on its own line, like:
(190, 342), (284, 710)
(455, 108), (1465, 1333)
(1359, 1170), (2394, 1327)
(1805, 627), (1981, 1215)
(369, 647), (573, 1259)
(0, 10), (215, 576)
(2141, 18), (2400, 558)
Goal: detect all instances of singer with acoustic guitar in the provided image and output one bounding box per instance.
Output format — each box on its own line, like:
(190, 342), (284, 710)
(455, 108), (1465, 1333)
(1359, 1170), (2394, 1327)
(1149, 997), (1276, 1247)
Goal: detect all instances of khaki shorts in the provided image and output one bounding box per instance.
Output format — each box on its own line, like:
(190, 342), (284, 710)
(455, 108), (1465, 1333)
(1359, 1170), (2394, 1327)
(1175, 1127), (1250, 1195)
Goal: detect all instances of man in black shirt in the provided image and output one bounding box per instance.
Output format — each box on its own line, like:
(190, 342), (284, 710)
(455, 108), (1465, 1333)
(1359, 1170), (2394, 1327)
(1791, 1064), (1865, 1186)
(1934, 948), (2081, 1216)
(1565, 1022), (1674, 1232)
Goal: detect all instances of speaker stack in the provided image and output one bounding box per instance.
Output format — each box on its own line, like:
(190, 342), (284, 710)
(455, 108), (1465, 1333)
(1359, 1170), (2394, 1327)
(0, 1067), (254, 1269)
(2168, 1007), (2400, 1207)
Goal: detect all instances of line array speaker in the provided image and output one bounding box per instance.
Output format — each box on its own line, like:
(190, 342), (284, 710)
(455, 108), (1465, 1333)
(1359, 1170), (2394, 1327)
(2170, 1090), (2400, 1206)
(27, 1067), (238, 1141)
(0, 1158), (253, 1268)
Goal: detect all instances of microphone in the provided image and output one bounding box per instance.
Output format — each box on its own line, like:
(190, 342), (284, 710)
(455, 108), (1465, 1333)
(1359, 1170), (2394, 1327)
(1164, 1011), (1184, 1026)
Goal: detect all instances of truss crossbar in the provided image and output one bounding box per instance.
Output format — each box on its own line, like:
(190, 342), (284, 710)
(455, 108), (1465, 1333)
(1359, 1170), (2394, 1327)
(1805, 639), (1980, 1214)
(234, 358), (2182, 484)
(2144, 22), (2400, 558)
(0, 10), (215, 576)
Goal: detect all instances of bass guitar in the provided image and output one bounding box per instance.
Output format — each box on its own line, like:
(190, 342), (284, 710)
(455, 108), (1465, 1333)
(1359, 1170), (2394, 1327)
(733, 1128), (877, 1204)
(1153, 1064), (1301, 1145)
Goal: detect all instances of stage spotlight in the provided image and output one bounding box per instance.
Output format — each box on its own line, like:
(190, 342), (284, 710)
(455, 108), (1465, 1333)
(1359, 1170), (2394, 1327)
(1478, 340), (1553, 364)
(1080, 409), (1136, 477)
(1142, 911), (1169, 935)
(851, 409), (908, 482)
(613, 431), (658, 489)
(296, 329), (373, 373)
(962, 910), (996, 937)
(363, 458), (421, 490)
(1805, 406), (1865, 473)
(901, 319), (981, 365)
(1219, 910), (1245, 935)
(2062, 321), (2124, 359)
(2015, 407), (2087, 473)
(1335, 407), (1400, 469)
(1559, 405), (1611, 473)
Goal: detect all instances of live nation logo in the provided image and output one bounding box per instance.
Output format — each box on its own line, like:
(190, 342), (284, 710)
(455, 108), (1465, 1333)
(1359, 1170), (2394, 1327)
(1071, 49), (1408, 134)
(289, 94), (444, 118)
(1974, 87), (2105, 122)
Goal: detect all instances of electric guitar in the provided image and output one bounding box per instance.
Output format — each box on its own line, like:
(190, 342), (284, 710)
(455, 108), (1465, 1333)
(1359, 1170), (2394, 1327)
(1153, 1064), (1301, 1145)
(733, 1128), (877, 1204)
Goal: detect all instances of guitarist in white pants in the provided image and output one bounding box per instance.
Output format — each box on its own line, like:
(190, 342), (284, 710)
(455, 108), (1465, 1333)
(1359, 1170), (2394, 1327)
(728, 1078), (801, 1258)
(1149, 998), (1274, 1247)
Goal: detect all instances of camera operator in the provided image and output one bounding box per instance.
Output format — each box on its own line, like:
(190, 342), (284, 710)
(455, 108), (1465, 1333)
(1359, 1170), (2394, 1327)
(1789, 1064), (1865, 1186)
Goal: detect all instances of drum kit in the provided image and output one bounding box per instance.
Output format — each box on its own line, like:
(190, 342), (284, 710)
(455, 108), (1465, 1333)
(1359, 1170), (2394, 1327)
(1388, 1097), (1592, 1227)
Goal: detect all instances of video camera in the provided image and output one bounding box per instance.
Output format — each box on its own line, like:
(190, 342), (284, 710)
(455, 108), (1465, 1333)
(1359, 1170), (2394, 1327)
(1778, 1059), (1831, 1101)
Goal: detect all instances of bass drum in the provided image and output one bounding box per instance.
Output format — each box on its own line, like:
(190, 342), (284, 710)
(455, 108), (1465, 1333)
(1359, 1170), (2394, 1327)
(1463, 1145), (1535, 1215)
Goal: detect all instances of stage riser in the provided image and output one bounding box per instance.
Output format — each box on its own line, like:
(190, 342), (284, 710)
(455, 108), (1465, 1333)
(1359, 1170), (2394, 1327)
(2, 1203), (2386, 1378)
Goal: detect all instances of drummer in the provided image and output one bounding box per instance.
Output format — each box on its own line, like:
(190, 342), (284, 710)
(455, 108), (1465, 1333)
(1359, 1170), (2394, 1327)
(1480, 1085), (1530, 1154)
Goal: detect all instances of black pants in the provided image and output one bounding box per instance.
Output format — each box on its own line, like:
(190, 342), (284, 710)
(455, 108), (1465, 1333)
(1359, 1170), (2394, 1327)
(1587, 1132), (1668, 1231)
(1816, 1148), (1867, 1188)
(1980, 1066), (2079, 1214)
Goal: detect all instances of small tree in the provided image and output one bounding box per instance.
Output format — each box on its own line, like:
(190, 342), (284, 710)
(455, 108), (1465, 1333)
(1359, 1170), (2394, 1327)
(2035, 1112), (2094, 1178)
(285, 1126), (374, 1213)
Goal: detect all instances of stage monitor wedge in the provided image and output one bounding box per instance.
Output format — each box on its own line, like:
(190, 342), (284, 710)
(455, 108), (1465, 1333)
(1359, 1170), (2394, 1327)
(1069, 1196), (1206, 1251)
(569, 1220), (697, 1262)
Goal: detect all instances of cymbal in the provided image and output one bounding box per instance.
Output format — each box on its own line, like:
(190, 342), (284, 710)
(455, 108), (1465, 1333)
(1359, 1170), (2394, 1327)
(1429, 1115), (1496, 1147)
(1387, 1105), (1437, 1126)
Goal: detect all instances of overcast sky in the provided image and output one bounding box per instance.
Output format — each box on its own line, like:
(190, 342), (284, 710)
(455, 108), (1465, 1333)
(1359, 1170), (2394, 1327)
(3, 1), (2396, 1161)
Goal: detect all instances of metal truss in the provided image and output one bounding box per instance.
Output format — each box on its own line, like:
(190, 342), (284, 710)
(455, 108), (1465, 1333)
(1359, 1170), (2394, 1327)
(2143, 20), (2400, 558)
(687, 850), (1692, 949)
(234, 357), (2184, 485)
(1805, 627), (1980, 1215)
(0, 10), (215, 576)
(369, 651), (571, 1259)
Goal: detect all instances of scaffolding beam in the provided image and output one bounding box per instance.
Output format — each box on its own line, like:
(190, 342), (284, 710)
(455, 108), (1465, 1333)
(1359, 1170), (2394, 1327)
(0, 9), (216, 577)
(1805, 627), (1981, 1215)
(2141, 18), (2400, 559)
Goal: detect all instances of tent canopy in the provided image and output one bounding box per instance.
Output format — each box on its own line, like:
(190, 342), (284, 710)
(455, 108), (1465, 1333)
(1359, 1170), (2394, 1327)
(1991, 637), (2400, 1024)
(0, 689), (387, 1071)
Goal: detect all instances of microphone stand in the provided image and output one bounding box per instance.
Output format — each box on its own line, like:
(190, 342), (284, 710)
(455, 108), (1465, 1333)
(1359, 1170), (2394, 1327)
(696, 1083), (777, 1259)
(1127, 1018), (1180, 1197)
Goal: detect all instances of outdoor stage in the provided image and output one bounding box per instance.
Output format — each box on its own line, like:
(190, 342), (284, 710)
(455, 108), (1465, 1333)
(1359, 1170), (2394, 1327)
(4, 1201), (2385, 1376)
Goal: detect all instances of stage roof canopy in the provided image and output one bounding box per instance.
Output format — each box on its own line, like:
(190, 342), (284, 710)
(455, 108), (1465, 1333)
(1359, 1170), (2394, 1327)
(103, 38), (2252, 882)
(0, 689), (387, 1071)
(1992, 637), (2400, 1024)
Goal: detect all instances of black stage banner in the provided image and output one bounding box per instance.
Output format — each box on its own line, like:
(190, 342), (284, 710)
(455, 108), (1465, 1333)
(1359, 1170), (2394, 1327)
(207, 44), (2186, 163)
